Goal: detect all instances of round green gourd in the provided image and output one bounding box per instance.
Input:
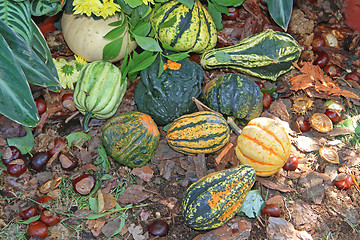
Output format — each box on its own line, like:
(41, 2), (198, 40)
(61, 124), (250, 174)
(202, 73), (263, 122)
(101, 112), (160, 168)
(151, 0), (217, 53)
(134, 55), (203, 126)
(182, 164), (256, 230)
(74, 61), (127, 131)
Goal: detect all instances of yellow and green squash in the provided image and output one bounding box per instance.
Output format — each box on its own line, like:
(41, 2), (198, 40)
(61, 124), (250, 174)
(182, 164), (256, 230)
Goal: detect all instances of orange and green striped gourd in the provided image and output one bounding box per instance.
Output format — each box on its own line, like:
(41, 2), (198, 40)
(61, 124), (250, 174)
(166, 111), (230, 155)
(182, 164), (256, 230)
(235, 117), (291, 176)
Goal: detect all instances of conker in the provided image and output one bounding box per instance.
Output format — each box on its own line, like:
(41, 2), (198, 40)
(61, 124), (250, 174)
(148, 219), (169, 237)
(261, 204), (281, 217)
(345, 72), (360, 84)
(262, 92), (272, 108)
(255, 81), (265, 89)
(324, 109), (342, 124)
(297, 116), (311, 132)
(7, 159), (27, 177)
(311, 36), (326, 52)
(2, 146), (22, 166)
(48, 138), (65, 156)
(59, 152), (78, 171)
(222, 7), (239, 20)
(61, 93), (76, 111)
(334, 173), (353, 190)
(35, 97), (47, 116)
(28, 221), (48, 239)
(323, 64), (340, 78)
(31, 151), (50, 171)
(72, 174), (96, 195)
(283, 154), (299, 171)
(314, 52), (329, 68)
(40, 210), (60, 226)
(20, 206), (38, 220)
(36, 195), (54, 212)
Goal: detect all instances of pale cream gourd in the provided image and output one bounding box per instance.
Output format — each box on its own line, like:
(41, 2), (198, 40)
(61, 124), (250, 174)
(61, 13), (137, 62)
(235, 117), (291, 177)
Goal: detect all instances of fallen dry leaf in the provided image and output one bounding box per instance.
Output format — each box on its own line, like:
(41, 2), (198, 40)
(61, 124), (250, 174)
(118, 185), (151, 204)
(131, 166), (154, 182)
(269, 100), (290, 123)
(97, 190), (117, 214)
(86, 219), (106, 238)
(258, 178), (296, 192)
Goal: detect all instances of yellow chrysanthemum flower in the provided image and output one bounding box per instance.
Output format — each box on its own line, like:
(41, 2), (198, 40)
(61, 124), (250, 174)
(53, 58), (85, 90)
(99, 0), (121, 19)
(142, 0), (154, 5)
(74, 55), (88, 67)
(72, 0), (102, 17)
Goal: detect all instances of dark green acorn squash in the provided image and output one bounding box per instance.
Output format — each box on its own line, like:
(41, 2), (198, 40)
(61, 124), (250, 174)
(134, 55), (203, 126)
(182, 164), (256, 230)
(101, 112), (160, 168)
(202, 73), (263, 122)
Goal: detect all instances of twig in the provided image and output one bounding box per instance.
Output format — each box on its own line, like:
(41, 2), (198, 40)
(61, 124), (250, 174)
(65, 111), (80, 123)
(214, 142), (233, 166)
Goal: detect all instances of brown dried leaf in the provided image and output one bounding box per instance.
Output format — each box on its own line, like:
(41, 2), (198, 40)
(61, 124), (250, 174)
(289, 61), (360, 99)
(86, 219), (106, 237)
(97, 190), (117, 214)
(269, 100), (290, 122)
(258, 178), (296, 192)
(118, 185), (151, 204)
(131, 166), (154, 182)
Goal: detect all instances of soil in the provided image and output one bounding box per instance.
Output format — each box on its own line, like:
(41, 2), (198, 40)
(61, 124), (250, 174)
(1, 0), (360, 239)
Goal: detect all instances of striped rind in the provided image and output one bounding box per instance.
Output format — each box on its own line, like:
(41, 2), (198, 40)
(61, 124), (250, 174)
(202, 73), (263, 121)
(151, 0), (217, 53)
(101, 112), (160, 168)
(167, 111), (230, 155)
(200, 29), (302, 81)
(73, 61), (126, 119)
(235, 117), (291, 176)
(182, 164), (256, 230)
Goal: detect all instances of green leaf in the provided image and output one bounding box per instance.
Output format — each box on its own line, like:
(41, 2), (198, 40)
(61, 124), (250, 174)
(89, 196), (99, 213)
(30, 0), (64, 16)
(238, 190), (264, 218)
(214, 51), (231, 62)
(165, 52), (190, 61)
(128, 51), (158, 73)
(7, 127), (34, 155)
(159, 15), (177, 29)
(103, 37), (124, 60)
(133, 34), (162, 52)
(0, 0), (33, 45)
(132, 21), (151, 36)
(0, 32), (38, 127)
(161, 41), (179, 52)
(162, 123), (172, 132)
(123, 0), (143, 8)
(66, 132), (91, 147)
(207, 2), (223, 30)
(18, 215), (40, 224)
(111, 217), (125, 237)
(157, 56), (165, 78)
(103, 25), (126, 40)
(210, 0), (244, 7)
(261, 87), (277, 94)
(177, 0), (194, 8)
(267, 0), (293, 31)
(100, 174), (113, 181)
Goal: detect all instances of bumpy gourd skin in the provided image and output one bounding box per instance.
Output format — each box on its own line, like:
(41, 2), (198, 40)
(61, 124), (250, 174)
(202, 73), (263, 122)
(134, 55), (203, 126)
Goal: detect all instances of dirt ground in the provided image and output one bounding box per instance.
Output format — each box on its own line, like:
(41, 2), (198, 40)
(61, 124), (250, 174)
(1, 0), (360, 239)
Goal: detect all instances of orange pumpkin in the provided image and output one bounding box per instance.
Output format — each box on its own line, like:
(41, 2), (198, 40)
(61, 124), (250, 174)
(235, 117), (291, 177)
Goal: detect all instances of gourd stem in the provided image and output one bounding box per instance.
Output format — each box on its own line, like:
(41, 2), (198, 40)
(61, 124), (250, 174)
(227, 117), (242, 135)
(83, 111), (93, 132)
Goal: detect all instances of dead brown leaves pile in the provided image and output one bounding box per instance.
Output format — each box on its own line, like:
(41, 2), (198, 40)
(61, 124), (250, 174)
(288, 61), (360, 100)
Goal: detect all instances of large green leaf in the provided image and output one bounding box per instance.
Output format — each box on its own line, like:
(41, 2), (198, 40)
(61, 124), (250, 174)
(30, 0), (65, 16)
(0, 0), (33, 45)
(267, 0), (293, 31)
(0, 34), (38, 127)
(211, 0), (244, 7)
(0, 19), (60, 91)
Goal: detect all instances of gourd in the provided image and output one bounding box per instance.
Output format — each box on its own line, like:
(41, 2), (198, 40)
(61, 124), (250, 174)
(151, 0), (217, 53)
(200, 29), (302, 81)
(202, 73), (263, 122)
(101, 112), (160, 168)
(182, 164), (256, 230)
(134, 55), (203, 126)
(73, 61), (127, 132)
(167, 111), (230, 155)
(61, 13), (137, 62)
(235, 117), (291, 177)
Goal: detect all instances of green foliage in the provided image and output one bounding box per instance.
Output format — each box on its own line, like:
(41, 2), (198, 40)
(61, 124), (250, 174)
(66, 132), (92, 147)
(7, 127), (34, 155)
(238, 190), (264, 218)
(30, 0), (65, 16)
(267, 0), (293, 31)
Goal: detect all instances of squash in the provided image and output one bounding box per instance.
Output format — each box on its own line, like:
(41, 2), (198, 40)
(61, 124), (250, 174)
(235, 117), (291, 176)
(200, 29), (302, 81)
(134, 55), (203, 126)
(101, 111), (160, 168)
(202, 73), (263, 122)
(61, 13), (137, 62)
(182, 164), (256, 230)
(167, 111), (230, 155)
(151, 0), (217, 53)
(73, 61), (127, 132)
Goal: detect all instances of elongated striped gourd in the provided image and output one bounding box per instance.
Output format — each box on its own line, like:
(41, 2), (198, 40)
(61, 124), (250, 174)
(235, 117), (291, 176)
(200, 29), (302, 81)
(182, 164), (256, 230)
(151, 0), (217, 53)
(166, 111), (230, 155)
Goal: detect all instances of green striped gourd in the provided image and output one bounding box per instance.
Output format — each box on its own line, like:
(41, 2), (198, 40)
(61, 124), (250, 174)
(235, 117), (291, 176)
(200, 29), (302, 81)
(74, 61), (126, 131)
(101, 112), (160, 168)
(202, 73), (263, 122)
(151, 0), (217, 53)
(182, 164), (256, 230)
(167, 111), (230, 155)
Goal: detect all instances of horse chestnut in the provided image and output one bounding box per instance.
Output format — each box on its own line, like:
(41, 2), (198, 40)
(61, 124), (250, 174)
(40, 210), (60, 226)
(222, 7), (240, 20)
(262, 92), (272, 108)
(36, 195), (54, 212)
(2, 146), (22, 166)
(334, 173), (353, 190)
(7, 159), (27, 177)
(148, 219), (169, 237)
(324, 109), (342, 124)
(311, 36), (326, 52)
(31, 152), (50, 171)
(261, 204), (281, 217)
(28, 221), (48, 238)
(314, 52), (329, 68)
(345, 72), (360, 84)
(48, 138), (65, 156)
(72, 174), (96, 195)
(283, 154), (299, 171)
(35, 97), (47, 115)
(20, 206), (38, 220)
